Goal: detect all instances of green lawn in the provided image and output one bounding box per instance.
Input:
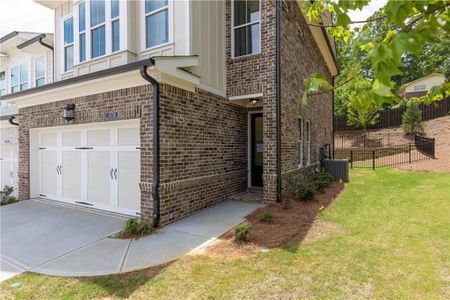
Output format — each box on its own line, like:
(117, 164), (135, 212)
(1, 169), (449, 299)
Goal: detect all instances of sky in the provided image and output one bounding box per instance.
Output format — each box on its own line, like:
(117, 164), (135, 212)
(0, 0), (389, 38)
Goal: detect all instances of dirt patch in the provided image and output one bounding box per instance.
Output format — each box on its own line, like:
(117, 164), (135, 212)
(198, 182), (345, 258)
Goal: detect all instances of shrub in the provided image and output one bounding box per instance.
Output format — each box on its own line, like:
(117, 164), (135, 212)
(401, 101), (424, 134)
(295, 184), (316, 200)
(122, 217), (153, 237)
(235, 222), (252, 241)
(312, 172), (333, 192)
(0, 185), (17, 206)
(260, 211), (274, 223)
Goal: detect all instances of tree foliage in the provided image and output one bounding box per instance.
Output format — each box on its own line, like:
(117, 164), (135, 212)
(401, 101), (424, 134)
(301, 0), (450, 110)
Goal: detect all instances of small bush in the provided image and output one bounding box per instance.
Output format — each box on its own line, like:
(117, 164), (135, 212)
(0, 186), (17, 206)
(295, 184), (316, 200)
(401, 101), (424, 134)
(260, 211), (274, 223)
(311, 172), (333, 192)
(122, 217), (153, 237)
(235, 222), (252, 241)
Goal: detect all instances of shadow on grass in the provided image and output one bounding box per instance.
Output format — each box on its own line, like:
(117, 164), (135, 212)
(75, 261), (171, 298)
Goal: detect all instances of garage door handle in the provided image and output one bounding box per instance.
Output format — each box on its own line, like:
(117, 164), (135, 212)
(59, 165), (62, 175)
(114, 168), (118, 180)
(110, 168), (114, 180)
(56, 165), (59, 174)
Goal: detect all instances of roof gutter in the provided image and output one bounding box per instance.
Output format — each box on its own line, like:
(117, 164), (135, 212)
(38, 35), (55, 81)
(8, 116), (19, 126)
(276, 0), (282, 202)
(139, 61), (161, 227)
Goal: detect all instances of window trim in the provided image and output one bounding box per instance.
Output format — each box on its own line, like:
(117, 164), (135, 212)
(298, 117), (304, 166)
(305, 119), (311, 165)
(231, 0), (262, 59)
(63, 15), (74, 72)
(413, 84), (426, 92)
(79, 2), (87, 63)
(10, 63), (29, 93)
(0, 70), (6, 96)
(34, 55), (46, 87)
(144, 0), (170, 50)
(111, 0), (120, 53)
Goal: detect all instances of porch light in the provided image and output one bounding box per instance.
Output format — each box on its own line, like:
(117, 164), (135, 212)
(249, 98), (259, 106)
(63, 104), (76, 121)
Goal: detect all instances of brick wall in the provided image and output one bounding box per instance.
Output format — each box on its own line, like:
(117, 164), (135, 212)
(17, 82), (248, 225)
(157, 85), (248, 224)
(17, 85), (153, 217)
(226, 0), (278, 203)
(280, 1), (333, 181)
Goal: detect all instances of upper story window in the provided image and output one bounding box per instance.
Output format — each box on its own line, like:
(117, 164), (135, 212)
(111, 0), (120, 52)
(233, 0), (261, 57)
(0, 71), (5, 96)
(79, 2), (86, 62)
(35, 56), (46, 87)
(145, 0), (169, 48)
(90, 0), (106, 58)
(413, 84), (426, 92)
(11, 64), (28, 93)
(64, 17), (74, 71)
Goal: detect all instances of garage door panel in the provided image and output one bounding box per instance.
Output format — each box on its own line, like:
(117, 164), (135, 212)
(87, 129), (110, 146)
(87, 151), (111, 206)
(117, 151), (140, 212)
(40, 132), (57, 146)
(41, 150), (58, 197)
(118, 127), (140, 145)
(62, 131), (81, 146)
(62, 151), (82, 201)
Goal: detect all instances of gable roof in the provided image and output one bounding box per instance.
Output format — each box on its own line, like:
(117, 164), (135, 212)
(401, 73), (445, 88)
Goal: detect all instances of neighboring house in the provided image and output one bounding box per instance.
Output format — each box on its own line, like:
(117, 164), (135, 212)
(1, 0), (337, 226)
(400, 73), (446, 99)
(0, 31), (54, 195)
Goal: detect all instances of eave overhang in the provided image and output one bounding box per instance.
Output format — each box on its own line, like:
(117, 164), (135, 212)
(1, 57), (200, 108)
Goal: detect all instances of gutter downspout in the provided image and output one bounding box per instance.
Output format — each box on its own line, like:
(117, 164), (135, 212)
(38, 36), (55, 83)
(8, 116), (19, 126)
(139, 62), (160, 227)
(275, 0), (282, 202)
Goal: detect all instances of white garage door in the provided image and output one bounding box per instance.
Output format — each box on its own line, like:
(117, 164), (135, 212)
(37, 120), (141, 216)
(0, 146), (18, 196)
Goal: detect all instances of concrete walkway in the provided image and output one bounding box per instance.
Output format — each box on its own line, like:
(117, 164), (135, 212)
(1, 199), (261, 280)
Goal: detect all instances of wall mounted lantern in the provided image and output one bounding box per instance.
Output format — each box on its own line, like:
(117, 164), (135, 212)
(249, 98), (260, 106)
(63, 104), (76, 121)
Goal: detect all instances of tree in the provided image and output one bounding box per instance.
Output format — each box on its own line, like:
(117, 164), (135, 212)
(346, 91), (380, 130)
(401, 101), (424, 134)
(301, 0), (450, 109)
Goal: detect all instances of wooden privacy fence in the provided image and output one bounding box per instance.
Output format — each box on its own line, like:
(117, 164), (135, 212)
(334, 97), (450, 131)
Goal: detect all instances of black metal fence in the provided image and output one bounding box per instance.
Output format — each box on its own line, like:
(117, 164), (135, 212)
(334, 97), (450, 131)
(334, 134), (435, 169)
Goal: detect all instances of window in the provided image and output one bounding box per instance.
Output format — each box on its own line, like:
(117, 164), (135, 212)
(111, 0), (120, 52)
(0, 71), (5, 96)
(145, 0), (169, 48)
(11, 64), (28, 93)
(298, 118), (304, 165)
(35, 56), (45, 87)
(64, 17), (74, 71)
(233, 0), (260, 57)
(413, 84), (426, 92)
(305, 120), (311, 165)
(91, 0), (106, 58)
(79, 2), (86, 62)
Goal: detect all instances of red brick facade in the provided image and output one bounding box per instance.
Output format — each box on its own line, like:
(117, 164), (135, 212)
(226, 0), (278, 203)
(280, 1), (333, 184)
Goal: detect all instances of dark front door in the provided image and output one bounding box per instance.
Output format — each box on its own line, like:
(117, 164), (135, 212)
(251, 113), (263, 187)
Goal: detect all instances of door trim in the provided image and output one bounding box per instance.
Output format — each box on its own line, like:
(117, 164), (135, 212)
(248, 110), (263, 188)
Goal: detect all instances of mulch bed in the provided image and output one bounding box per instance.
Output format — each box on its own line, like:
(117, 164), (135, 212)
(201, 182), (345, 258)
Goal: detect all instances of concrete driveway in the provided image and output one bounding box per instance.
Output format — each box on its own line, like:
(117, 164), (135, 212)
(1, 199), (262, 280)
(0, 199), (126, 281)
